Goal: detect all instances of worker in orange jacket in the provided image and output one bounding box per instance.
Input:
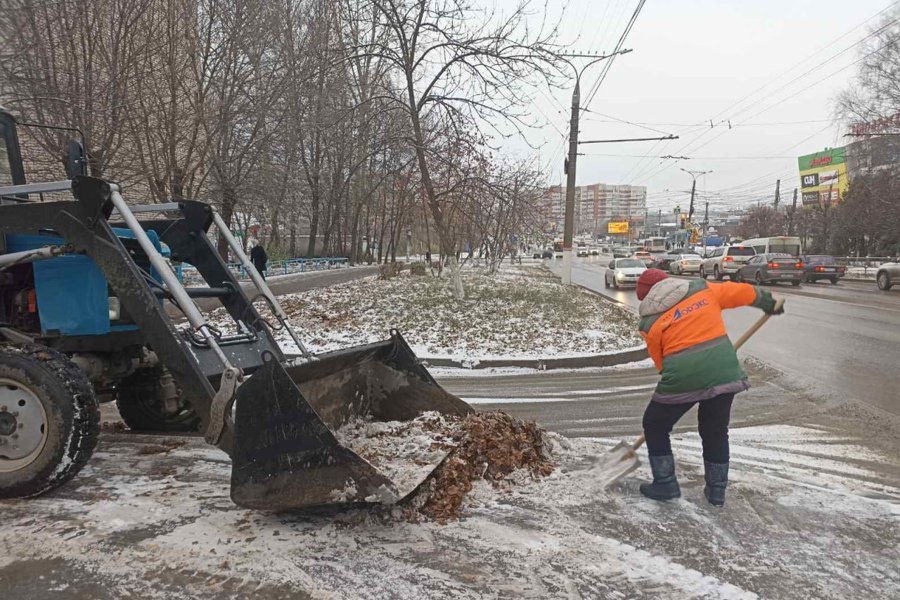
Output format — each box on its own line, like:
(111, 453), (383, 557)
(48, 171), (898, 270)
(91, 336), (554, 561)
(635, 268), (783, 506)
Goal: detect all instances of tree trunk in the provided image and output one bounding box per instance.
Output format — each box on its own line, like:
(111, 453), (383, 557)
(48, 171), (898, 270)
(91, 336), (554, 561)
(307, 193), (320, 257)
(217, 185), (237, 260)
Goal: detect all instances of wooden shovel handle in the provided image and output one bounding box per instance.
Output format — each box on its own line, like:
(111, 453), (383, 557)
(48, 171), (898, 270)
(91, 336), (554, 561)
(732, 297), (784, 350)
(631, 433), (646, 452)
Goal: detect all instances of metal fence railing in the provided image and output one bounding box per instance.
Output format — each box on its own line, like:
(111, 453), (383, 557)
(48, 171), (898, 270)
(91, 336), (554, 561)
(830, 256), (896, 278)
(180, 257), (350, 285)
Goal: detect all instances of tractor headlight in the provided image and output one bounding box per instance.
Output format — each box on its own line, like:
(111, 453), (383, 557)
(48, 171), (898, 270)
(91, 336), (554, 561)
(108, 297), (121, 321)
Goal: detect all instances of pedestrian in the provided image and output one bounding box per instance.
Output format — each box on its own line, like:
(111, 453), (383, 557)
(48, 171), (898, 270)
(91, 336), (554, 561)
(634, 268), (783, 506)
(250, 242), (268, 280)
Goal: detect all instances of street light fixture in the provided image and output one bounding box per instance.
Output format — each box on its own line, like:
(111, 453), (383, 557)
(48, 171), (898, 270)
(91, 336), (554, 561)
(560, 49), (632, 285)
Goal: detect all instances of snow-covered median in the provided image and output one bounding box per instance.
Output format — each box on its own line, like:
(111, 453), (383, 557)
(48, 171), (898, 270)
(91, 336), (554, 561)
(266, 265), (642, 362)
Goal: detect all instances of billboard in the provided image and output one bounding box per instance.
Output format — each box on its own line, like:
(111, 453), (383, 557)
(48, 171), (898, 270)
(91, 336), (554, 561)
(798, 147), (849, 206)
(608, 221), (629, 234)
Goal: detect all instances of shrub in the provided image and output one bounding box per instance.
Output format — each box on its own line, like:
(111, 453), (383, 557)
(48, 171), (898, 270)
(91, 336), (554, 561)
(378, 262), (404, 280)
(409, 261), (428, 276)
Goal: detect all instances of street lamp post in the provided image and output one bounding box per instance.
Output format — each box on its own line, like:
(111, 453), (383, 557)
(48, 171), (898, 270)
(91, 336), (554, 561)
(560, 50), (632, 285)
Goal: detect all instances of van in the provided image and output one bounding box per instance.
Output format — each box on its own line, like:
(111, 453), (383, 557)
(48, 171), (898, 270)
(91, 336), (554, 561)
(740, 236), (802, 257)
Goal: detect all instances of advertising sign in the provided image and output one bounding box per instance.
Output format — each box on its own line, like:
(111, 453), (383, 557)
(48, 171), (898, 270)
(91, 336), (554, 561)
(607, 221), (629, 234)
(798, 147), (849, 206)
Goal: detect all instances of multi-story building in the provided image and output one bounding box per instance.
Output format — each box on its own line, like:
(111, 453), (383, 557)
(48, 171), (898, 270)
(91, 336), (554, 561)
(542, 183), (647, 236)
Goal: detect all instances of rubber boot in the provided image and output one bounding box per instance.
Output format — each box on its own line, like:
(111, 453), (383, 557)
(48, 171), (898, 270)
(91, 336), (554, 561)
(639, 454), (681, 501)
(703, 461), (729, 506)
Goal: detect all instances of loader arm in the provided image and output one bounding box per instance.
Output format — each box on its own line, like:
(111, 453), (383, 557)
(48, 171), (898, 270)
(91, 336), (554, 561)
(1, 174), (474, 510)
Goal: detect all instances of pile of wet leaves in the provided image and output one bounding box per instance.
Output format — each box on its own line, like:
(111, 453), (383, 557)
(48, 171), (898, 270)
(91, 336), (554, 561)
(406, 411), (555, 523)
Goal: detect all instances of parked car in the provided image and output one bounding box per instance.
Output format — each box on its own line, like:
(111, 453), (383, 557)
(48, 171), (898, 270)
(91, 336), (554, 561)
(532, 249), (553, 259)
(734, 253), (803, 285)
(700, 246), (756, 280)
(876, 259), (900, 290)
(604, 258), (646, 288)
(800, 255), (845, 284)
(650, 252), (681, 272)
(633, 250), (654, 267)
(670, 254), (703, 275)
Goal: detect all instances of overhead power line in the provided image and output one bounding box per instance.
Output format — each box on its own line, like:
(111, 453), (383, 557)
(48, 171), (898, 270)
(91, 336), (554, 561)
(583, 0), (647, 112)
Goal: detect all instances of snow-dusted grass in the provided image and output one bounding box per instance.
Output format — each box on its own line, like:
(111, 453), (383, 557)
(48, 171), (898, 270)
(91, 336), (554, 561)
(272, 265), (642, 361)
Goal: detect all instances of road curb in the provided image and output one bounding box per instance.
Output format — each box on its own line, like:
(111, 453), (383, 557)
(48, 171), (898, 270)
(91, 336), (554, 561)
(420, 262), (648, 370)
(422, 346), (649, 370)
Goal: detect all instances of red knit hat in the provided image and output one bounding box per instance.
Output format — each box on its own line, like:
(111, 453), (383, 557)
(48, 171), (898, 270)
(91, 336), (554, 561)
(636, 269), (668, 300)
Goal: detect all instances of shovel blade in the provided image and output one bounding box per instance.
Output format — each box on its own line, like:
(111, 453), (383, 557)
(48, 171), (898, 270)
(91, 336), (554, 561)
(590, 440), (641, 489)
(230, 332), (473, 511)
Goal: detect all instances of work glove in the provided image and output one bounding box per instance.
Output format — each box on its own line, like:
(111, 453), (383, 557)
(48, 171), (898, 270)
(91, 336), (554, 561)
(757, 290), (784, 315)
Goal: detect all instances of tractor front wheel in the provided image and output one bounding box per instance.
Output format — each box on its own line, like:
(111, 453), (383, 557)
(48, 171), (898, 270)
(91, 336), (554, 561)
(0, 344), (100, 499)
(116, 367), (201, 432)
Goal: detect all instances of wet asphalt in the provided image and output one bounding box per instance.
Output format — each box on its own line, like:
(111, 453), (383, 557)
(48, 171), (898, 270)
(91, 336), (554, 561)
(436, 256), (900, 436)
(550, 256), (900, 416)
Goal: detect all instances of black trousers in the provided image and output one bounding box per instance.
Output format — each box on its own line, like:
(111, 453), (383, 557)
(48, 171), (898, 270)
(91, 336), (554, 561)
(642, 393), (735, 463)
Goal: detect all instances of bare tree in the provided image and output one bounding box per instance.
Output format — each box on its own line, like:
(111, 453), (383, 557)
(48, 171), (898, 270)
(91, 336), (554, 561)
(195, 0), (288, 258)
(835, 8), (900, 129)
(0, 0), (154, 178)
(123, 0), (210, 201)
(355, 0), (560, 298)
(736, 205), (785, 239)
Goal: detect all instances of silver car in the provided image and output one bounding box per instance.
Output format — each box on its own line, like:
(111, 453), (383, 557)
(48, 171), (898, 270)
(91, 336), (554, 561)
(876, 259), (900, 290)
(670, 254), (703, 275)
(605, 258), (646, 288)
(700, 246), (756, 280)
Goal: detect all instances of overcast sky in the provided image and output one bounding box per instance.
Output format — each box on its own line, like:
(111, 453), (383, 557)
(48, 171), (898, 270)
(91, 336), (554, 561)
(502, 0), (895, 213)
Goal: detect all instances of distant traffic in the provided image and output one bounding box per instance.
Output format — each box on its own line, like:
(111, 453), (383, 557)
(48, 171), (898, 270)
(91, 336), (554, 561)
(528, 234), (899, 293)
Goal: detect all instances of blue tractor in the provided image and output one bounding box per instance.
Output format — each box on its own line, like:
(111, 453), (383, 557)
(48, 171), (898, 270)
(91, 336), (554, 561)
(0, 108), (470, 507)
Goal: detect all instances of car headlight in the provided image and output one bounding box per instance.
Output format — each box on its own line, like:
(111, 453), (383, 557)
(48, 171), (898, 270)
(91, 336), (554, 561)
(616, 272), (625, 280)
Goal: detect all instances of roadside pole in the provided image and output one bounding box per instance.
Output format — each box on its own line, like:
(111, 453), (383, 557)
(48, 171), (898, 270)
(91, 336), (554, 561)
(561, 77), (580, 284)
(559, 50), (633, 285)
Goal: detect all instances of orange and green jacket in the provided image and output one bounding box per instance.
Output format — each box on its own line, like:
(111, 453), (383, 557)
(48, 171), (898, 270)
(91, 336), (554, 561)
(638, 278), (773, 404)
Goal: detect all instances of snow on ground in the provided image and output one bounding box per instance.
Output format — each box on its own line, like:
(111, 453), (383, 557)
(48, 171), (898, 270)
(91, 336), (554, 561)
(1, 419), (897, 599)
(243, 264), (642, 362)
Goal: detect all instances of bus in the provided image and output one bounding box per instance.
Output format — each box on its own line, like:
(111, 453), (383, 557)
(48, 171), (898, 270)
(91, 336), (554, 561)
(642, 237), (667, 253)
(739, 236), (802, 256)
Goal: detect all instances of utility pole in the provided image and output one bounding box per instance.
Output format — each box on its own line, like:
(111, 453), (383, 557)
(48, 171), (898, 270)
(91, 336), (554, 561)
(701, 201), (709, 249)
(680, 168), (712, 224)
(560, 49), (632, 285)
(787, 188), (798, 236)
(773, 179), (781, 209)
(657, 209), (661, 236)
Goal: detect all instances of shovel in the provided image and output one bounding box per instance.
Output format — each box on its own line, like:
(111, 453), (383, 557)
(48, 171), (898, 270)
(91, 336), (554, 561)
(592, 297), (784, 489)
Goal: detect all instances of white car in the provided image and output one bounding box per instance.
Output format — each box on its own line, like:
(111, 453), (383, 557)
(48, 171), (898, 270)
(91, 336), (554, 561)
(670, 254), (703, 275)
(700, 246), (756, 280)
(604, 258), (647, 288)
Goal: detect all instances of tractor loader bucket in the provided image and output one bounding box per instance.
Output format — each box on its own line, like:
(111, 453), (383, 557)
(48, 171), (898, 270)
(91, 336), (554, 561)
(230, 331), (473, 511)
